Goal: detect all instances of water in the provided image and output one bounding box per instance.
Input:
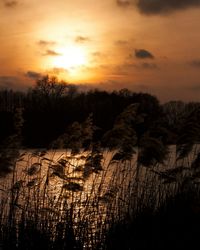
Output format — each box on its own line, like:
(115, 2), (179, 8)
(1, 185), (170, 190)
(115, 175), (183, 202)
(0, 149), (138, 248)
(0, 145), (199, 249)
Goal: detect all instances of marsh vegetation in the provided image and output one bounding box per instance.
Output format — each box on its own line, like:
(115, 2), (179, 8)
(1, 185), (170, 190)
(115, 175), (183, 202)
(0, 77), (200, 249)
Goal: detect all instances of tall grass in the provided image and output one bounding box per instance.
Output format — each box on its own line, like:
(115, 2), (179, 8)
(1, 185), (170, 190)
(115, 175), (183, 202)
(0, 145), (136, 249)
(1, 145), (200, 249)
(1, 144), (199, 249)
(105, 143), (200, 249)
(1, 104), (200, 249)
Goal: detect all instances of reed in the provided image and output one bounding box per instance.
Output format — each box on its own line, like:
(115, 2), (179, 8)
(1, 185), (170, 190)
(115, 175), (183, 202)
(1, 104), (200, 250)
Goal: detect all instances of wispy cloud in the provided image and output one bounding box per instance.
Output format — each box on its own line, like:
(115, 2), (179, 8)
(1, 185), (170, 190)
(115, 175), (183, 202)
(114, 40), (129, 46)
(75, 36), (90, 43)
(46, 68), (68, 75)
(0, 76), (17, 87)
(110, 62), (159, 77)
(122, 62), (158, 70)
(92, 52), (103, 57)
(90, 51), (109, 63)
(0, 75), (24, 90)
(25, 71), (43, 80)
(135, 62), (158, 70)
(187, 83), (200, 91)
(37, 40), (57, 47)
(3, 0), (18, 8)
(43, 50), (61, 56)
(189, 60), (200, 68)
(116, 0), (130, 7)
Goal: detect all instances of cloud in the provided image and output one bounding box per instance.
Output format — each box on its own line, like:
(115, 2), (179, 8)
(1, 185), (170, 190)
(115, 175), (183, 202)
(123, 62), (158, 70)
(116, 0), (200, 14)
(136, 62), (158, 69)
(43, 50), (61, 56)
(137, 0), (200, 15)
(190, 84), (200, 91)
(0, 76), (17, 88)
(3, 0), (18, 8)
(111, 62), (158, 77)
(75, 36), (90, 43)
(0, 75), (24, 90)
(134, 49), (154, 59)
(91, 80), (151, 93)
(189, 60), (200, 68)
(114, 40), (129, 46)
(37, 40), (56, 46)
(186, 83), (200, 91)
(25, 71), (43, 80)
(46, 68), (68, 75)
(116, 0), (130, 7)
(91, 52), (108, 63)
(92, 52), (104, 57)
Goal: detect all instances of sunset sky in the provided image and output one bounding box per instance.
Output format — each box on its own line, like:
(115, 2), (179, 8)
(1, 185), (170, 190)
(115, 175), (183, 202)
(1, 0), (200, 101)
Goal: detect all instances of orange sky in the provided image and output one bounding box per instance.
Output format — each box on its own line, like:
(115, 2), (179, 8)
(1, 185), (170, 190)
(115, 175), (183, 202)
(1, 0), (200, 101)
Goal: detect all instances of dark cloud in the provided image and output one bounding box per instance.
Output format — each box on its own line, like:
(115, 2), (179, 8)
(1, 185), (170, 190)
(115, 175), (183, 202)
(37, 40), (56, 46)
(3, 0), (18, 8)
(75, 36), (90, 43)
(43, 50), (61, 56)
(189, 60), (200, 68)
(25, 71), (43, 80)
(137, 0), (200, 15)
(116, 0), (200, 14)
(135, 49), (154, 59)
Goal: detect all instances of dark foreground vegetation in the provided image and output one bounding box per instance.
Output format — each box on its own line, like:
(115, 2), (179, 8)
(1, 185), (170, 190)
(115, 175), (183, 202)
(0, 76), (199, 148)
(0, 76), (200, 249)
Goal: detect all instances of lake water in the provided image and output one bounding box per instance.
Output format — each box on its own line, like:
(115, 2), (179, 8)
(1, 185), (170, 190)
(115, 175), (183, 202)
(0, 149), (138, 248)
(0, 145), (199, 249)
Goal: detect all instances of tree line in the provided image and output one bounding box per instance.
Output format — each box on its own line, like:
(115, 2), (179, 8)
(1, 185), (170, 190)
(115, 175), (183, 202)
(0, 76), (199, 148)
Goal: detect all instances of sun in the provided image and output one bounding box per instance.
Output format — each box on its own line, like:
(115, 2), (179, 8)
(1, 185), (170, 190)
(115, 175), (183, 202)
(52, 46), (87, 69)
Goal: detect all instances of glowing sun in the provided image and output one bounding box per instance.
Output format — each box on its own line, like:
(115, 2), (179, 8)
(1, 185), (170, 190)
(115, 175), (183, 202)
(53, 46), (87, 69)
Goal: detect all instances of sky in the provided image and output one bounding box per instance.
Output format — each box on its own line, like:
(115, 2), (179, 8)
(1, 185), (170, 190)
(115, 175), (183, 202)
(1, 0), (200, 102)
